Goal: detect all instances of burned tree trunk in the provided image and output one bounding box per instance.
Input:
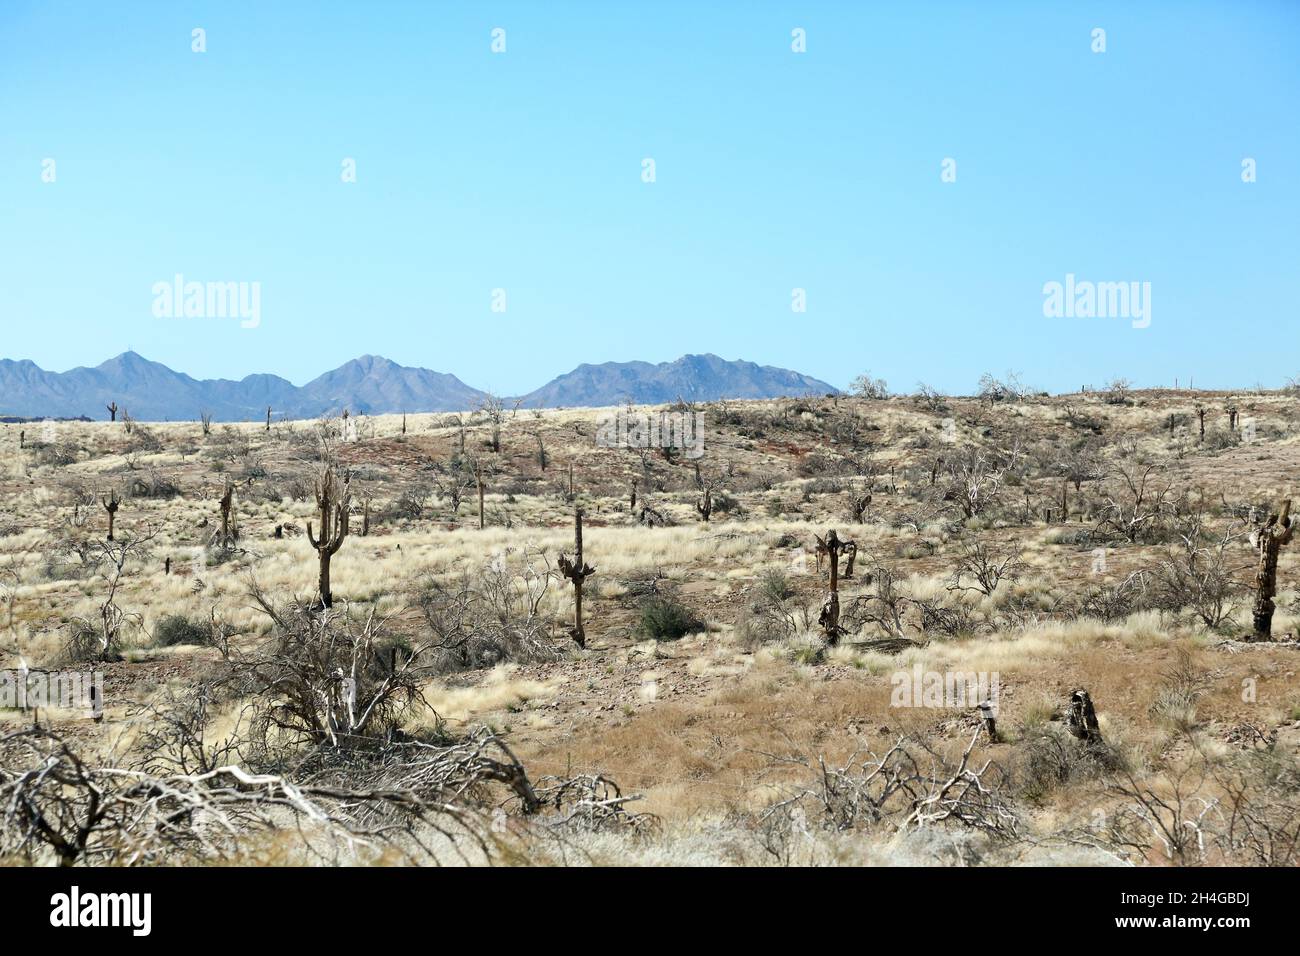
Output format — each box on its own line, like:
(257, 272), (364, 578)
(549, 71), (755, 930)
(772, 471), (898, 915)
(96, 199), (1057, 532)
(1251, 498), (1294, 640)
(307, 465), (350, 608)
(558, 507), (595, 648)
(1066, 689), (1102, 743)
(978, 699), (998, 743)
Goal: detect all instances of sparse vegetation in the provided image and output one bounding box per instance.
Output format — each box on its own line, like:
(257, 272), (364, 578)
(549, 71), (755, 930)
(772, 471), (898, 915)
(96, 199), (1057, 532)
(3, 384), (1300, 867)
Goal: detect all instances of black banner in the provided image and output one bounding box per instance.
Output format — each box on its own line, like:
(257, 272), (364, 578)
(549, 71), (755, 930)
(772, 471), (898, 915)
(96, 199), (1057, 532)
(0, 865), (1272, 943)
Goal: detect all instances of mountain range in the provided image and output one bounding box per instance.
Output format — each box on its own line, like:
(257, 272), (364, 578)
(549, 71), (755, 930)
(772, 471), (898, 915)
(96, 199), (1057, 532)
(0, 352), (838, 421)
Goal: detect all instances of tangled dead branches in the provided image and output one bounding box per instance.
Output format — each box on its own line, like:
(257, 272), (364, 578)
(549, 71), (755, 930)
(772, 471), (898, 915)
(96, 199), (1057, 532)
(756, 729), (1019, 852)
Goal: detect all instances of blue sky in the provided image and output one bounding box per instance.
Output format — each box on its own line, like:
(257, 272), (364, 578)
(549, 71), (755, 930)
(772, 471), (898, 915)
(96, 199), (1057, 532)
(1, 1), (1296, 395)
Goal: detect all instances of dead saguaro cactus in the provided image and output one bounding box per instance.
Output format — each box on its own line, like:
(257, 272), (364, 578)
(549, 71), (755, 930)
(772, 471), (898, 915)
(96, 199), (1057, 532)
(557, 506), (595, 648)
(307, 464), (351, 608)
(629, 478), (638, 511)
(216, 481), (237, 548)
(841, 540), (857, 579)
(266, 406), (272, 432)
(1195, 403), (1206, 442)
(693, 463), (715, 522)
(475, 459), (485, 530)
(1065, 689), (1102, 743)
(1250, 498), (1294, 640)
(814, 535), (829, 571)
(361, 497), (371, 537)
(106, 402), (118, 422)
(696, 487), (712, 522)
(100, 489), (120, 541)
(817, 530), (847, 644)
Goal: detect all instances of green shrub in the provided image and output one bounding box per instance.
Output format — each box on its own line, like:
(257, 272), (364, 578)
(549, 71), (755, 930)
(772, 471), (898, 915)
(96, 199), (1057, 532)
(153, 614), (207, 647)
(638, 597), (703, 641)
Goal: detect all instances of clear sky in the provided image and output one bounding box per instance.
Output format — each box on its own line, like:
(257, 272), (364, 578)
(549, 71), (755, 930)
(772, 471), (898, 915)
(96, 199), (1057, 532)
(1, 1), (1296, 395)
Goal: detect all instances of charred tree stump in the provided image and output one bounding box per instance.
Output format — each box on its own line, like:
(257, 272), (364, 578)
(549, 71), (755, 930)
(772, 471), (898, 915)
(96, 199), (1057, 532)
(1066, 689), (1102, 743)
(558, 507), (595, 648)
(1251, 498), (1294, 640)
(978, 698), (998, 742)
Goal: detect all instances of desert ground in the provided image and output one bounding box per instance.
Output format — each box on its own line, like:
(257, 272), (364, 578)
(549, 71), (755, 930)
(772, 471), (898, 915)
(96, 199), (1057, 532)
(2, 380), (1299, 866)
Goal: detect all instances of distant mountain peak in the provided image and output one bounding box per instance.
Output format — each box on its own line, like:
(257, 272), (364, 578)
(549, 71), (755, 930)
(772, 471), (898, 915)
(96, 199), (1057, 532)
(0, 352), (838, 421)
(517, 353), (838, 408)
